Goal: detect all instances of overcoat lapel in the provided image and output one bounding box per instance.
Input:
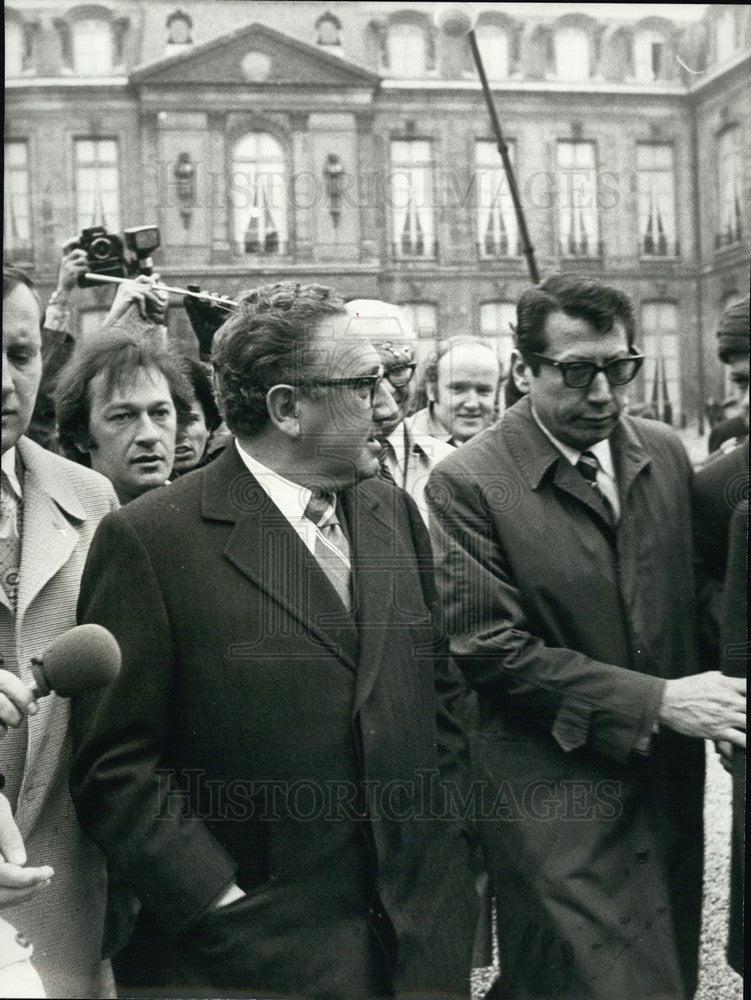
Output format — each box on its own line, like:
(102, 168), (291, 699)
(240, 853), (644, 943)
(342, 486), (398, 714)
(15, 439), (85, 625)
(201, 445), (359, 670)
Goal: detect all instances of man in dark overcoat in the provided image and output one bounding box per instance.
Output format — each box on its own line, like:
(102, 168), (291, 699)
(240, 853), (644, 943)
(426, 274), (746, 1000)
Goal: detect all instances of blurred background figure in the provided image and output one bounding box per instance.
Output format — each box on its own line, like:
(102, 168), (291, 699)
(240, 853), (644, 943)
(345, 299), (453, 522)
(55, 336), (191, 504)
(409, 337), (501, 446)
(171, 358), (223, 476)
(706, 298), (750, 454)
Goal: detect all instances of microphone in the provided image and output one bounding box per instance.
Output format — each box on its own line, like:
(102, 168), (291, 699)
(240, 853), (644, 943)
(29, 624), (121, 698)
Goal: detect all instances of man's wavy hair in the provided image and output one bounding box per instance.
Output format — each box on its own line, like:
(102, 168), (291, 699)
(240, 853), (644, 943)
(56, 334), (193, 465)
(3, 263), (41, 309)
(515, 274), (636, 374)
(211, 281), (346, 439)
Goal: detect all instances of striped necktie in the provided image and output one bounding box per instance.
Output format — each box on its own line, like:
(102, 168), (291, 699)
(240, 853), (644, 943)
(0, 470), (23, 613)
(576, 450), (614, 522)
(303, 491), (352, 610)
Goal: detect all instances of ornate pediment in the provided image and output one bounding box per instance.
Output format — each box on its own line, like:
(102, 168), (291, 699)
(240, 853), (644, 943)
(130, 21), (379, 88)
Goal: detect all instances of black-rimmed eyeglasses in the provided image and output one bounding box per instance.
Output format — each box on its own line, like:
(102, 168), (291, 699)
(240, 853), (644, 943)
(292, 366), (385, 407)
(531, 351), (644, 389)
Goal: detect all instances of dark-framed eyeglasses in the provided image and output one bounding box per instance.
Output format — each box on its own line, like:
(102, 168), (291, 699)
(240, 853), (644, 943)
(292, 366), (385, 407)
(384, 363), (416, 389)
(531, 351), (644, 389)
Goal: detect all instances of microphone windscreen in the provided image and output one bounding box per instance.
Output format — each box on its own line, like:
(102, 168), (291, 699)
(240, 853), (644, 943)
(34, 624), (121, 697)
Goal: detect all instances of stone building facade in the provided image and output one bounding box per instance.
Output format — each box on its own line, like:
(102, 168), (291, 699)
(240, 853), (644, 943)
(4, 1), (750, 427)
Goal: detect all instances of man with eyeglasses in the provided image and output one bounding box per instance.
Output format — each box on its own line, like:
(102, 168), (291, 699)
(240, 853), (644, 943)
(426, 274), (745, 1000)
(70, 281), (477, 999)
(345, 300), (455, 524)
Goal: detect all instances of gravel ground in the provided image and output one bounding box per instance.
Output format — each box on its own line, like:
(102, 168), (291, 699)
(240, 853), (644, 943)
(470, 744), (744, 999)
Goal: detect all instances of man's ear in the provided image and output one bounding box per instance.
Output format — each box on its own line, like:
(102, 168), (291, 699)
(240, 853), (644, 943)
(510, 351), (530, 395)
(266, 385), (300, 438)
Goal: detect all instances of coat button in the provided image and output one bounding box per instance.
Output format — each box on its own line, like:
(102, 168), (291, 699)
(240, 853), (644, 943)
(15, 932), (31, 949)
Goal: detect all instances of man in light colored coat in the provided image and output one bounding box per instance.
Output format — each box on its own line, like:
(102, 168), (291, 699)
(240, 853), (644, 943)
(1, 265), (119, 998)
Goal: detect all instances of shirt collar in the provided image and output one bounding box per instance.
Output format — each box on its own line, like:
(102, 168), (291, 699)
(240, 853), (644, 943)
(1, 447), (23, 499)
(531, 404), (615, 477)
(234, 440), (314, 525)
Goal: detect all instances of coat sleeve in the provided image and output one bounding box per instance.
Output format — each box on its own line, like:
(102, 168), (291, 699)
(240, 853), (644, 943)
(426, 464), (665, 764)
(69, 510), (238, 933)
(401, 488), (472, 795)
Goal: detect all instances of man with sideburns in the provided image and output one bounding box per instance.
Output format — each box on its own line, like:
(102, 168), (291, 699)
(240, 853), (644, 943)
(426, 273), (746, 1000)
(70, 281), (476, 999)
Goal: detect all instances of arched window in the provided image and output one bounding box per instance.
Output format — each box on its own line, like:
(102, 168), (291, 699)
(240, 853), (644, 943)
(641, 302), (681, 425)
(72, 17), (114, 74)
(634, 29), (665, 81)
(388, 21), (426, 77)
(476, 24), (509, 80)
(5, 19), (24, 77)
(555, 26), (590, 81)
(231, 133), (288, 256)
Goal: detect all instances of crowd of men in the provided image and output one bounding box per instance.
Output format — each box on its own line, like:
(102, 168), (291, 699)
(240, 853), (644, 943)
(0, 251), (747, 1000)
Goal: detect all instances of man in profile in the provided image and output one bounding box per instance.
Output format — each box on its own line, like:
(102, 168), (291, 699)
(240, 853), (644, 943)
(71, 281), (476, 998)
(427, 273), (746, 1000)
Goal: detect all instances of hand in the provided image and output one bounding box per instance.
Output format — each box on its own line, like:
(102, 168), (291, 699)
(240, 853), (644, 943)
(0, 793), (54, 910)
(56, 241), (90, 295)
(0, 669), (38, 738)
(658, 672), (746, 746)
(106, 274), (169, 327)
(715, 739), (734, 774)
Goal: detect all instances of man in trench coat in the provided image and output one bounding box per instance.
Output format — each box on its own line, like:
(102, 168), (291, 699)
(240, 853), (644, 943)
(426, 274), (746, 1000)
(70, 281), (476, 999)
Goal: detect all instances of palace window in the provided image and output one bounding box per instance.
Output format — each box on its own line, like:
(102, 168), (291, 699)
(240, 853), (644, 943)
(72, 18), (114, 74)
(716, 126), (744, 248)
(557, 140), (599, 257)
(391, 141), (435, 259)
(476, 24), (509, 80)
(3, 141), (32, 257)
(554, 26), (590, 82)
(479, 301), (516, 377)
(637, 144), (677, 257)
(387, 21), (427, 77)
(476, 140), (518, 258)
(634, 30), (665, 82)
(74, 139), (121, 233)
(641, 303), (681, 425)
(231, 133), (288, 256)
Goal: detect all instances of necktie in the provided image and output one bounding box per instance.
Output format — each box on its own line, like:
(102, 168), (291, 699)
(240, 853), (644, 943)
(379, 448), (397, 485)
(576, 451), (614, 522)
(0, 470), (23, 613)
(303, 491), (352, 610)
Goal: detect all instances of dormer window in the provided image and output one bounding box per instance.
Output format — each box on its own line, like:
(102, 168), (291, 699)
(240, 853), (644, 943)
(166, 9), (193, 55)
(73, 18), (114, 74)
(315, 11), (342, 51)
(716, 8), (737, 64)
(5, 19), (24, 77)
(388, 21), (427, 77)
(554, 26), (590, 82)
(635, 30), (665, 81)
(476, 24), (509, 80)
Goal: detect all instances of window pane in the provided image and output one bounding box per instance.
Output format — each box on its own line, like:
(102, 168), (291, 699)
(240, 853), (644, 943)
(5, 21), (24, 78)
(716, 10), (736, 64)
(3, 141), (31, 251)
(637, 144), (676, 256)
(231, 132), (288, 255)
(400, 302), (437, 340)
(477, 25), (508, 80)
(476, 140), (517, 257)
(73, 19), (114, 75)
(388, 23), (426, 77)
(555, 26), (589, 81)
(391, 141), (435, 259)
(641, 302), (681, 424)
(75, 139), (120, 232)
(557, 141), (598, 256)
(635, 30), (664, 81)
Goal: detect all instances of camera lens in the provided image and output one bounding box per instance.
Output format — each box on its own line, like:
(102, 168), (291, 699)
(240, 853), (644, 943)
(89, 237), (111, 260)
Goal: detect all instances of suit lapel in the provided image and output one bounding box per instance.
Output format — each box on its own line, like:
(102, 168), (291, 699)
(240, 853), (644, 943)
(610, 417), (652, 507)
(202, 445), (359, 671)
(342, 485), (398, 714)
